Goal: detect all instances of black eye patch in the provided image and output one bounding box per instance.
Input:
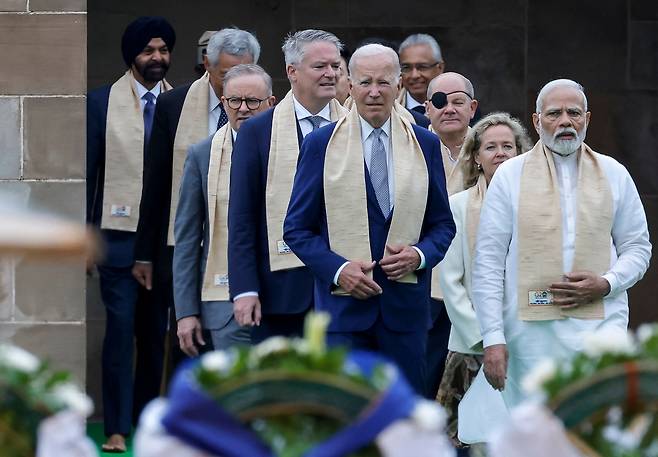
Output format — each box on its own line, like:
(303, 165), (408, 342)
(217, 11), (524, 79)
(430, 90), (472, 109)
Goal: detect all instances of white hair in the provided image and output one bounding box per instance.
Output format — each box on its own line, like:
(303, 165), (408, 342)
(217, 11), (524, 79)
(399, 33), (443, 62)
(535, 79), (588, 113)
(281, 29), (343, 66)
(206, 28), (260, 66)
(427, 72), (475, 99)
(349, 44), (401, 84)
(223, 64), (273, 95)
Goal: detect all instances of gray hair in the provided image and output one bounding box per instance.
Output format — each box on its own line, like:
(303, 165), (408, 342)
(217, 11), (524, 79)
(223, 64), (273, 96)
(427, 72), (475, 100)
(535, 78), (588, 113)
(461, 112), (532, 188)
(281, 29), (343, 66)
(349, 44), (401, 84)
(399, 33), (443, 62)
(206, 27), (260, 66)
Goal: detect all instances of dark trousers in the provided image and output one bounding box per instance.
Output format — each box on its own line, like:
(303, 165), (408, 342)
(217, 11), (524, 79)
(98, 265), (168, 436)
(250, 310), (308, 344)
(327, 314), (428, 395)
(425, 299), (451, 399)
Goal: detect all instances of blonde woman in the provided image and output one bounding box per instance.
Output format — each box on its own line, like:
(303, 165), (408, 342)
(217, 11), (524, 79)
(436, 112), (532, 447)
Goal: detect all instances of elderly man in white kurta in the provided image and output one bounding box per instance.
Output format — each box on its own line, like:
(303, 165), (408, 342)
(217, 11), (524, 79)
(471, 79), (651, 407)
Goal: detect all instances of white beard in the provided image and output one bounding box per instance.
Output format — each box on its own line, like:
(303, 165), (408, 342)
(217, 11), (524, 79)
(539, 125), (587, 156)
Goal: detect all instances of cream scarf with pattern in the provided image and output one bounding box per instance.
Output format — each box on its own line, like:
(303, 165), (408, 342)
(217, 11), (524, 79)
(201, 125), (233, 301)
(265, 91), (347, 271)
(167, 72), (212, 245)
(102, 70), (172, 231)
(517, 141), (612, 321)
(324, 105), (428, 295)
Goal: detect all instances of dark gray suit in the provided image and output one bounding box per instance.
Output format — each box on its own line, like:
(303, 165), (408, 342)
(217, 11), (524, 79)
(173, 133), (250, 349)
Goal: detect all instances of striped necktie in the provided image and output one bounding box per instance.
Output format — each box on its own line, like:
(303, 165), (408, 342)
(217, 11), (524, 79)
(370, 128), (390, 218)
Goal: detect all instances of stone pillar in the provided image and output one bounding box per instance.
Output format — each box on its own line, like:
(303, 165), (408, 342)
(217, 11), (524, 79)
(0, 0), (87, 383)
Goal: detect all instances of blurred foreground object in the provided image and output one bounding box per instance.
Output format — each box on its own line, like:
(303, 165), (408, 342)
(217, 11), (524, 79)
(135, 312), (455, 457)
(0, 344), (96, 457)
(490, 324), (658, 457)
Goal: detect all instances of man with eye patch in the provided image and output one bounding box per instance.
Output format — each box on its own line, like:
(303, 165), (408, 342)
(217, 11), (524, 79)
(423, 72), (478, 398)
(425, 72), (479, 196)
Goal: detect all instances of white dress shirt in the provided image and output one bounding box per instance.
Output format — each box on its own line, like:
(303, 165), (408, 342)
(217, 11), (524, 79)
(134, 79), (161, 112)
(208, 84), (222, 136)
(471, 148), (651, 406)
(406, 92), (424, 110)
(332, 116), (426, 285)
(292, 95), (332, 136)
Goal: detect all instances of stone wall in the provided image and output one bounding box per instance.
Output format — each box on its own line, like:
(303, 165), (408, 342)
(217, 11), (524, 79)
(0, 0), (87, 384)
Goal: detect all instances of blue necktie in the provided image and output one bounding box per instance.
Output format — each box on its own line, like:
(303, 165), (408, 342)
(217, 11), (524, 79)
(216, 103), (228, 131)
(370, 128), (390, 218)
(306, 115), (324, 134)
(143, 92), (156, 149)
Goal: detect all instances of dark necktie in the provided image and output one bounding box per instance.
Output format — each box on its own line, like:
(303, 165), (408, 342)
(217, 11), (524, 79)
(411, 105), (426, 115)
(306, 115), (324, 134)
(370, 128), (390, 218)
(142, 92), (156, 149)
(216, 103), (228, 131)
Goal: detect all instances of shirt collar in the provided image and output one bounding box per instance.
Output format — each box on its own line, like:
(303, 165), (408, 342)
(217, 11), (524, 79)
(359, 115), (391, 141)
(232, 129), (238, 141)
(134, 79), (161, 100)
(292, 94), (331, 122)
(406, 91), (423, 109)
(209, 83), (221, 111)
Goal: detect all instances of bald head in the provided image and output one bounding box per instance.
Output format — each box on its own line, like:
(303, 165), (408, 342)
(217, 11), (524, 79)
(427, 72), (474, 100)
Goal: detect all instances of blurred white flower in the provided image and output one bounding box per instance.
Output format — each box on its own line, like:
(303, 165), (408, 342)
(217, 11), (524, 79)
(52, 383), (93, 417)
(636, 324), (655, 344)
(304, 312), (330, 355)
(0, 344), (40, 373)
(290, 338), (311, 355)
(411, 400), (446, 432)
(201, 351), (231, 373)
(522, 358), (557, 395)
(582, 328), (636, 357)
(249, 336), (290, 368)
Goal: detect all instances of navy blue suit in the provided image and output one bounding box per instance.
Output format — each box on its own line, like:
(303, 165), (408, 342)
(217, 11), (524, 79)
(283, 120), (455, 393)
(87, 83), (168, 435)
(228, 108), (314, 342)
(409, 108), (431, 128)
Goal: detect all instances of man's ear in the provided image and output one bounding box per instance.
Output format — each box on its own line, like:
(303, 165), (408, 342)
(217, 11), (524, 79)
(532, 112), (541, 134)
(286, 64), (296, 82)
(267, 95), (276, 107)
(203, 55), (211, 72)
(470, 99), (479, 119)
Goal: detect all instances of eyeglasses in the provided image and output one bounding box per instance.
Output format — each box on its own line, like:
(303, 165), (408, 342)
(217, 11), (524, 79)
(400, 62), (441, 74)
(225, 97), (267, 110)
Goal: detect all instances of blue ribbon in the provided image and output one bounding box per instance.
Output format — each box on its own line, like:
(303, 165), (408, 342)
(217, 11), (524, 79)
(161, 351), (418, 457)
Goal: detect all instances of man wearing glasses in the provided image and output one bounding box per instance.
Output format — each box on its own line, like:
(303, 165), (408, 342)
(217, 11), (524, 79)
(397, 34), (445, 116)
(173, 64), (275, 356)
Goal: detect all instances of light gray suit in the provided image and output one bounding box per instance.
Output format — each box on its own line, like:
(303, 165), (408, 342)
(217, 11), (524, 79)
(173, 134), (250, 349)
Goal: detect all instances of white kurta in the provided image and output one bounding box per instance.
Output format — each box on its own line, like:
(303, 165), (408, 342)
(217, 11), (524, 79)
(472, 149), (651, 407)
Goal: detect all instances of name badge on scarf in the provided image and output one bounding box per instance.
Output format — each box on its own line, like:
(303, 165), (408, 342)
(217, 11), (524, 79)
(277, 240), (292, 255)
(214, 274), (229, 287)
(110, 204), (131, 217)
(528, 290), (553, 306)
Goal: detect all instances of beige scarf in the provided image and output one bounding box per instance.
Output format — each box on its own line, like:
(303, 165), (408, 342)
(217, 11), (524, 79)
(465, 173), (487, 258)
(428, 126), (468, 300)
(167, 72), (212, 245)
(428, 125), (467, 195)
(101, 70), (172, 231)
(395, 87), (408, 106)
(265, 91), (347, 271)
(324, 104), (428, 295)
(517, 141), (612, 321)
(201, 125), (233, 301)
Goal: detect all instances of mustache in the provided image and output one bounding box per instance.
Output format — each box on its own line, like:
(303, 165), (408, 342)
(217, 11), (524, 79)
(553, 127), (578, 139)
